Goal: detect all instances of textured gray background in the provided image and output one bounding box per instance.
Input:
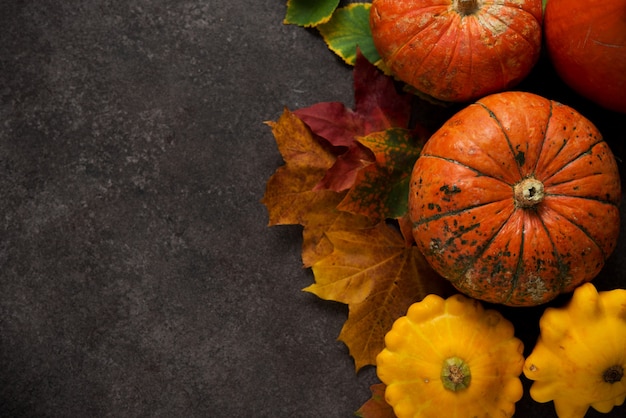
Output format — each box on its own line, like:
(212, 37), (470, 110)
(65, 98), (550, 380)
(1, 1), (624, 417)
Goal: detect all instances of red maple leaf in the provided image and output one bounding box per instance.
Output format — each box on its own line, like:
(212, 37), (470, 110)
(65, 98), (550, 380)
(294, 51), (413, 191)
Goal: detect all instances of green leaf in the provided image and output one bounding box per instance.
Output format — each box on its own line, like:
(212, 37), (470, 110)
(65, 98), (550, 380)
(283, 0), (340, 27)
(338, 128), (425, 221)
(317, 3), (382, 66)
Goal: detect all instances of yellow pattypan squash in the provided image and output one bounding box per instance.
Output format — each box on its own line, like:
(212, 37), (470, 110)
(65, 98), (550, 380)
(376, 293), (524, 418)
(524, 282), (626, 418)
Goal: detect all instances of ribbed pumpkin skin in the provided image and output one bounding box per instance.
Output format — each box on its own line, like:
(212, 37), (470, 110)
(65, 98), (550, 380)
(409, 92), (621, 306)
(370, 0), (542, 102)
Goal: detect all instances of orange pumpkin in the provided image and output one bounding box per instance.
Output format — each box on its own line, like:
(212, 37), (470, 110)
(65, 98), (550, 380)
(369, 0), (543, 102)
(408, 91), (621, 306)
(544, 0), (626, 113)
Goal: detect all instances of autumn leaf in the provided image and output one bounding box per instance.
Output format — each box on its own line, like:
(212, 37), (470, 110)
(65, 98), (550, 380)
(262, 109), (376, 267)
(305, 223), (452, 370)
(283, 0), (340, 27)
(295, 53), (411, 147)
(261, 108), (343, 226)
(338, 128), (425, 222)
(313, 143), (374, 192)
(397, 212), (416, 247)
(317, 3), (383, 68)
(294, 101), (365, 148)
(301, 209), (375, 268)
(355, 384), (395, 418)
(294, 53), (412, 192)
(351, 52), (414, 136)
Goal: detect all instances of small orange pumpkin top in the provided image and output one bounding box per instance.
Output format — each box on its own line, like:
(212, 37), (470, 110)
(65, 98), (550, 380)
(369, 0), (543, 102)
(408, 91), (621, 306)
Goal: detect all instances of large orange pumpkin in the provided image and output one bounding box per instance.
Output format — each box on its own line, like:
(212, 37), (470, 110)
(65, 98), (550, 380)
(408, 91), (621, 306)
(369, 0), (543, 102)
(544, 0), (626, 113)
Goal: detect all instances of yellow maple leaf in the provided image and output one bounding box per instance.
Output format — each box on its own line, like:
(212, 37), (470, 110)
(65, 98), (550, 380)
(262, 108), (342, 226)
(306, 223), (452, 370)
(302, 210), (374, 267)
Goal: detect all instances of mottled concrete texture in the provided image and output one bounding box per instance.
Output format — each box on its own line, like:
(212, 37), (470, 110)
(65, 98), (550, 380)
(1, 1), (624, 417)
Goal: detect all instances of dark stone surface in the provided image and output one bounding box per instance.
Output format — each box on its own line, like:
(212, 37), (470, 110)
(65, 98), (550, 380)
(0, 1), (623, 417)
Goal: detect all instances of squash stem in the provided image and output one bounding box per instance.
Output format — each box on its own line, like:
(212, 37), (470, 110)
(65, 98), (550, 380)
(455, 0), (480, 16)
(603, 365), (624, 383)
(514, 177), (545, 209)
(441, 357), (471, 391)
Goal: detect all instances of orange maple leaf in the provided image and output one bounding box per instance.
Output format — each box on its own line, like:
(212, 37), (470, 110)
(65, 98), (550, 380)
(262, 109), (378, 267)
(355, 384), (395, 418)
(305, 223), (452, 370)
(262, 108), (343, 227)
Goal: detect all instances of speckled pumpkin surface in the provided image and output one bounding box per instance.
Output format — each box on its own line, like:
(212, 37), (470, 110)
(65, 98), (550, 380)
(409, 91), (621, 306)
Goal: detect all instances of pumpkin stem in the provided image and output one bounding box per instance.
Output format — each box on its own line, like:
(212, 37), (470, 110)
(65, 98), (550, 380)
(513, 177), (545, 209)
(603, 365), (624, 384)
(441, 357), (471, 392)
(455, 0), (480, 16)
